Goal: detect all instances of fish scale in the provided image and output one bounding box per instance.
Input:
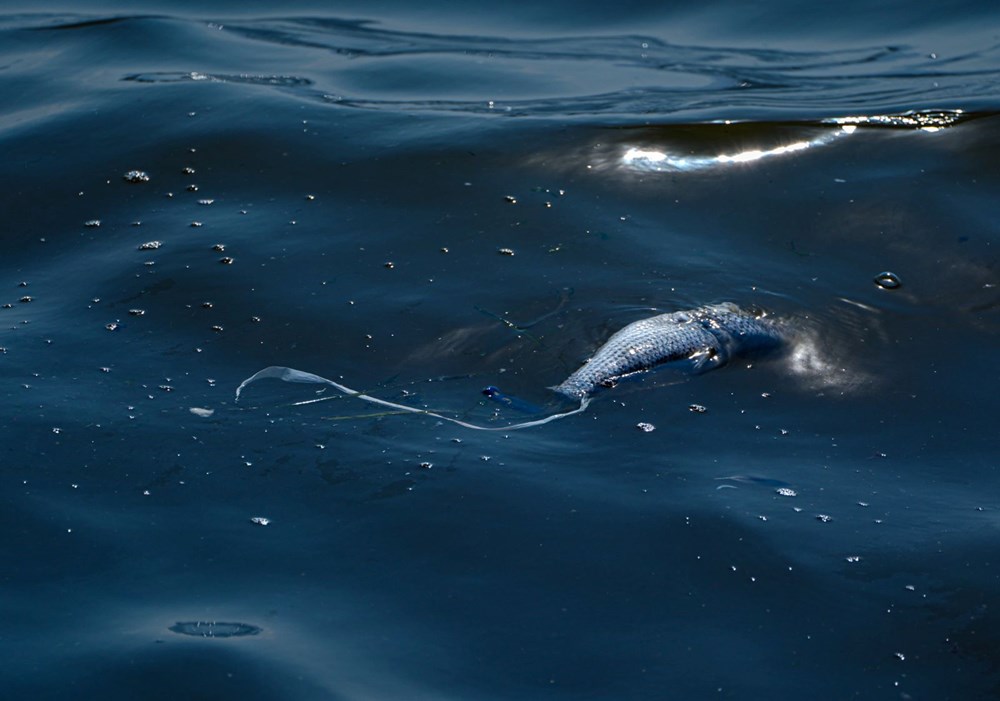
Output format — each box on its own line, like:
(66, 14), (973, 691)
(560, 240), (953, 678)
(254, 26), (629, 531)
(550, 302), (785, 398)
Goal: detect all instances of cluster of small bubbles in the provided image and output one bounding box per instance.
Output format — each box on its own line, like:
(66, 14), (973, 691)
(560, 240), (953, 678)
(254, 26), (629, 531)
(688, 403), (707, 413)
(383, 261), (394, 269)
(19, 296), (32, 303)
(250, 316), (260, 323)
(419, 462), (433, 469)
(100, 367), (110, 372)
(190, 221), (202, 227)
(497, 248), (515, 256)
(128, 309), (145, 316)
(845, 555), (861, 563)
(219, 257), (234, 265)
(84, 220), (101, 228)
(186, 184), (199, 192)
(201, 302), (213, 309)
(158, 385), (174, 392)
(210, 325), (223, 332)
(197, 199), (214, 205)
(816, 514), (833, 522)
(123, 170), (149, 183)
(249, 516), (270, 526)
(211, 243), (225, 252)
(636, 422), (656, 432)
(775, 487), (797, 497)
(138, 241), (162, 250)
(105, 322), (119, 331)
(503, 195), (517, 204)
(874, 271), (902, 289)
(182, 166), (195, 175)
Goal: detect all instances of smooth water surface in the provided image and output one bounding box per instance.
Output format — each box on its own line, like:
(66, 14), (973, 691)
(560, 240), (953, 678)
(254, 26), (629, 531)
(2, 2), (999, 699)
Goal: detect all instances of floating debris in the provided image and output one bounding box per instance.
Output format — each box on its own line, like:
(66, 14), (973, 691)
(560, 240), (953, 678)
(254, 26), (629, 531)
(816, 514), (833, 523)
(201, 301), (213, 309)
(211, 243), (225, 252)
(636, 422), (656, 432)
(775, 487), (798, 497)
(874, 271), (902, 289)
(219, 257), (234, 265)
(19, 296), (32, 303)
(210, 325), (223, 332)
(503, 195), (517, 204)
(249, 516), (270, 526)
(128, 309), (145, 316)
(497, 247), (515, 256)
(138, 240), (162, 250)
(182, 166), (195, 175)
(84, 219), (101, 228)
(688, 403), (707, 413)
(190, 221), (203, 228)
(123, 170), (149, 183)
(169, 621), (262, 638)
(384, 261), (395, 269)
(419, 461), (433, 469)
(186, 184), (199, 192)
(845, 555), (862, 563)
(197, 198), (215, 205)
(105, 322), (119, 331)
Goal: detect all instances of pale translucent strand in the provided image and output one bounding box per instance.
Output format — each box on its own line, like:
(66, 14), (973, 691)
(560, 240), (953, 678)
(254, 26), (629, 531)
(235, 366), (589, 432)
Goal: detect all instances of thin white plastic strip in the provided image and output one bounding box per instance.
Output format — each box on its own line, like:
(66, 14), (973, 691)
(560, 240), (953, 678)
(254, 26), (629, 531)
(235, 366), (589, 431)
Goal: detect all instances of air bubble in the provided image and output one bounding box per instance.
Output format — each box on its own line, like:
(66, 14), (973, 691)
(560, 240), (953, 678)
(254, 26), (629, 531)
(874, 271), (901, 289)
(123, 170), (149, 183)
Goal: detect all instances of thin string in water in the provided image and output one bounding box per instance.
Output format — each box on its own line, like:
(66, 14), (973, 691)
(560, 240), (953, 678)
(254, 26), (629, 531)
(235, 366), (589, 431)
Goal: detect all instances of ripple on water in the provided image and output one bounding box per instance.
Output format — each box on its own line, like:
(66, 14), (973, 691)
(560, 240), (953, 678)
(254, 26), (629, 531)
(169, 621), (262, 638)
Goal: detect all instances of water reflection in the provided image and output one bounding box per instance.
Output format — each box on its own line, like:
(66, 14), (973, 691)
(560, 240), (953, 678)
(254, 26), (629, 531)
(615, 110), (968, 174)
(621, 127), (851, 172)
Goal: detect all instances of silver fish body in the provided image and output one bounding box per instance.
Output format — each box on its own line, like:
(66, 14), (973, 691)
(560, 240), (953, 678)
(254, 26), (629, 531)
(551, 302), (785, 398)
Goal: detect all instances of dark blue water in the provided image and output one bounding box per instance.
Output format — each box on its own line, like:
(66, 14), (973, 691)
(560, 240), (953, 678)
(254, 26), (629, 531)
(3, 2), (999, 699)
